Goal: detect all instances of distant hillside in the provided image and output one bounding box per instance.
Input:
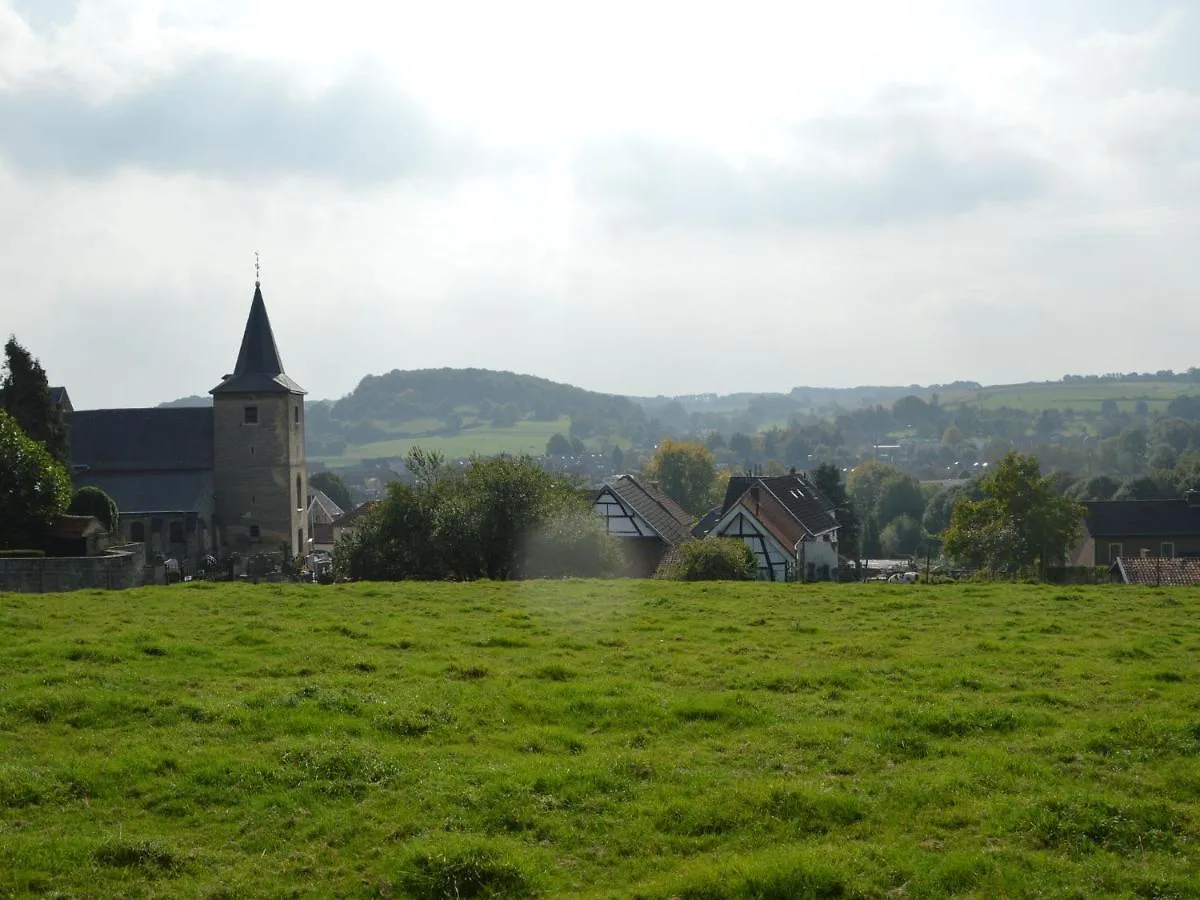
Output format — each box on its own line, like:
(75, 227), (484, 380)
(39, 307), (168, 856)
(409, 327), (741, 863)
(306, 368), (648, 461)
(158, 395), (211, 408)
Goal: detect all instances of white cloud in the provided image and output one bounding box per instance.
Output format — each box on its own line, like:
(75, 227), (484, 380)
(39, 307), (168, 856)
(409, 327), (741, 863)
(1, 0), (1198, 407)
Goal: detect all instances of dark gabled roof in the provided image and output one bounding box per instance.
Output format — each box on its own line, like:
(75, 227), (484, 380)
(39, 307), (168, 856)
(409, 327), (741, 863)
(69, 407), (214, 471)
(308, 489), (345, 524)
(1085, 499), (1200, 538)
(49, 386), (73, 412)
(73, 470), (214, 515)
(211, 283), (305, 396)
(1112, 556), (1200, 586)
(721, 472), (839, 537)
(606, 474), (694, 546)
(692, 506), (721, 538)
(333, 501), (380, 527)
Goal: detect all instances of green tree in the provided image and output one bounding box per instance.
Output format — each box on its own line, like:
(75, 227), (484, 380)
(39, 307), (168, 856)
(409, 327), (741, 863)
(67, 486), (119, 533)
(1, 338), (70, 467)
(546, 433), (572, 456)
(874, 471), (925, 528)
(310, 471), (353, 512)
(923, 480), (984, 535)
(880, 514), (923, 558)
(643, 439), (717, 516)
(811, 462), (858, 562)
(943, 452), (1083, 575)
(0, 409), (71, 549)
(1067, 474), (1121, 502)
(611, 445), (625, 472)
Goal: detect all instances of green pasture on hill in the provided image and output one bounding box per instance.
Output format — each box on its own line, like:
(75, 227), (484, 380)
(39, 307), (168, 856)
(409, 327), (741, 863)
(319, 418), (626, 466)
(2, 581), (1199, 898)
(937, 381), (1200, 413)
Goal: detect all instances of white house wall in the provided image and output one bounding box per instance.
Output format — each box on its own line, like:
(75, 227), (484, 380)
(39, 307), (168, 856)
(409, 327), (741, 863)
(592, 489), (656, 538)
(713, 511), (791, 582)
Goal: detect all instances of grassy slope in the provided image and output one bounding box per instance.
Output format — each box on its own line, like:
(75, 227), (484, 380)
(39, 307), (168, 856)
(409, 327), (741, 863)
(319, 418), (609, 466)
(1, 582), (1198, 898)
(935, 381), (1200, 413)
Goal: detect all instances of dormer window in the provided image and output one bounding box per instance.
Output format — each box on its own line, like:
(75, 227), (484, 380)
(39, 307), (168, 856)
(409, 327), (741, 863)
(244, 405), (259, 425)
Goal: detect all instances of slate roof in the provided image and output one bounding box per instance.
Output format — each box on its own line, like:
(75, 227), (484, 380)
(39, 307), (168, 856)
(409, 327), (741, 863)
(308, 489), (345, 525)
(211, 283), (305, 395)
(74, 470), (214, 515)
(333, 501), (381, 527)
(1112, 556), (1200, 586)
(69, 407), (214, 472)
(49, 386), (73, 412)
(605, 474), (694, 546)
(691, 506), (721, 539)
(721, 472), (839, 537)
(1084, 497), (1200, 538)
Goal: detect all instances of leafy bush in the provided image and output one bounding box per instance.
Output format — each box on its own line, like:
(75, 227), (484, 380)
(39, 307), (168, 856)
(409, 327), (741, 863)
(663, 537), (757, 581)
(68, 485), (119, 533)
(0, 409), (71, 549)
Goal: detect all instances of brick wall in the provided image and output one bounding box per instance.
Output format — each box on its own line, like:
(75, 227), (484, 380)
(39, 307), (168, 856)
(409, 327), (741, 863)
(0, 544), (147, 593)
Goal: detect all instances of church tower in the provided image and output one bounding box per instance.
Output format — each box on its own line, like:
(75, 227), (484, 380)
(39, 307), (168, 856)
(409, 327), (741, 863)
(211, 279), (308, 558)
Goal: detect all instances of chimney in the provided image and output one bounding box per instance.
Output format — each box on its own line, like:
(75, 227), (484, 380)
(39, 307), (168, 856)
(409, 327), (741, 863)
(750, 485), (760, 516)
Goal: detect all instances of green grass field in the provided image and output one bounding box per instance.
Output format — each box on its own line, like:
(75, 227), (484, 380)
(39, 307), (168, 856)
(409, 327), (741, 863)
(937, 381), (1200, 413)
(2, 581), (1198, 898)
(318, 418), (623, 466)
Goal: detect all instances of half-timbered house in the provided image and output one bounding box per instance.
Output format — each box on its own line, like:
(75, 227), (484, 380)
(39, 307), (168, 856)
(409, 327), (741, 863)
(592, 474), (694, 576)
(701, 472), (841, 581)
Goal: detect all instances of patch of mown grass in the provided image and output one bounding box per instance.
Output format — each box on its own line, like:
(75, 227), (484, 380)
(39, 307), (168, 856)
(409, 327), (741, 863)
(1, 581), (1198, 896)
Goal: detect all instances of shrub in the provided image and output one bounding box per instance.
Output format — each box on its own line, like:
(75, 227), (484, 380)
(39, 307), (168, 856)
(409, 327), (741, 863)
(663, 538), (757, 581)
(0, 409), (71, 549)
(68, 486), (120, 533)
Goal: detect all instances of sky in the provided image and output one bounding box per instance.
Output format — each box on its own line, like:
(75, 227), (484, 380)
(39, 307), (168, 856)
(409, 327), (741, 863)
(1, 0), (1198, 409)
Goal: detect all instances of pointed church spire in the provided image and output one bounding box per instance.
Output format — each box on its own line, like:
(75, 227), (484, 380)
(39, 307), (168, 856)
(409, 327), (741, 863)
(210, 277), (305, 396)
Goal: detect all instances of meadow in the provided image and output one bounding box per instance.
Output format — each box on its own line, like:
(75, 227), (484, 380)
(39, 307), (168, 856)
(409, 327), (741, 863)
(1, 581), (1198, 898)
(319, 418), (613, 467)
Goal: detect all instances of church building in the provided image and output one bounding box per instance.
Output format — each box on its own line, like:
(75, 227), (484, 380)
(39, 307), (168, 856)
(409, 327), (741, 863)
(69, 280), (307, 568)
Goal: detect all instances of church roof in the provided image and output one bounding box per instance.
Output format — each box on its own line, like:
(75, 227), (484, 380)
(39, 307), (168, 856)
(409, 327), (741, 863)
(70, 407), (214, 472)
(211, 282), (305, 395)
(74, 470), (214, 515)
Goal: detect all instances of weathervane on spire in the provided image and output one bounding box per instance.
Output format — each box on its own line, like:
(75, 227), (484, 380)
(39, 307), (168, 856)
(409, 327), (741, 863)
(255, 251), (261, 287)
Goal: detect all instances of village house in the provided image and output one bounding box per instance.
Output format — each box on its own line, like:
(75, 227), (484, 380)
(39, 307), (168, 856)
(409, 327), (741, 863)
(696, 472), (841, 581)
(591, 474), (695, 576)
(1068, 490), (1200, 567)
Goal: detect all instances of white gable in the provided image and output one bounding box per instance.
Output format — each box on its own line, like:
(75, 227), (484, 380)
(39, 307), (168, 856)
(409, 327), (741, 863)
(592, 487), (657, 538)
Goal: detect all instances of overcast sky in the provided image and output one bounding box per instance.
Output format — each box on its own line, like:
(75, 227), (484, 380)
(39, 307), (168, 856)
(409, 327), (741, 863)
(2, 0), (1198, 409)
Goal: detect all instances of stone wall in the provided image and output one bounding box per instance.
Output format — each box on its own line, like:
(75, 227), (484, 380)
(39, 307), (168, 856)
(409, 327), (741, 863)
(0, 544), (147, 593)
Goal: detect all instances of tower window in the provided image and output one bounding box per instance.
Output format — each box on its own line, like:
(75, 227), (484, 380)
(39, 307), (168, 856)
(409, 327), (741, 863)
(244, 406), (259, 425)
(296, 474), (303, 511)
(249, 525), (261, 539)
(294, 405), (300, 425)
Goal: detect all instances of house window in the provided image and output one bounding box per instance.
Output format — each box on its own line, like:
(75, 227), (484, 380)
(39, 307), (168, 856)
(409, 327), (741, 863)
(129, 522), (145, 542)
(1108, 542), (1123, 563)
(151, 518), (163, 534)
(169, 521), (184, 544)
(244, 405), (259, 425)
(249, 524), (261, 539)
(1161, 542), (1175, 558)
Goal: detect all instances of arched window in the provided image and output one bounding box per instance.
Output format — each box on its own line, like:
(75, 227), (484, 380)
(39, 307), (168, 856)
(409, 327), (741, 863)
(130, 521), (145, 543)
